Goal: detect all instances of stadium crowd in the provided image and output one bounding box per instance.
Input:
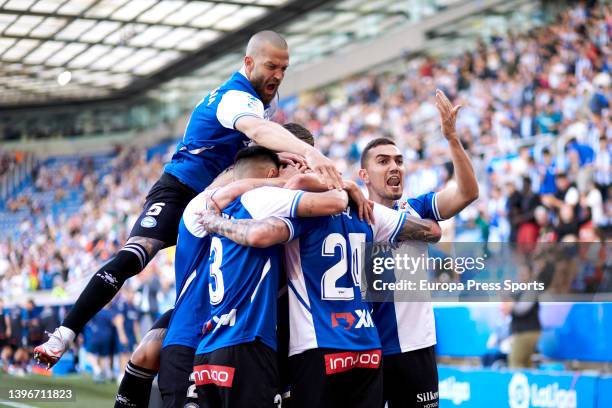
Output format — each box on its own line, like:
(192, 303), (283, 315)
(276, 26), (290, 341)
(278, 1), (611, 244)
(0, 2), (609, 300)
(0, 3), (609, 381)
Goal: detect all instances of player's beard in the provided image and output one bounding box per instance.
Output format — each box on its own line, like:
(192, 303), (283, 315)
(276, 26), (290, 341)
(251, 75), (277, 104)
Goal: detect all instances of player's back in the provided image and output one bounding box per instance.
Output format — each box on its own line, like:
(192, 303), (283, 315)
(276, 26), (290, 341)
(195, 196), (286, 355)
(285, 205), (380, 356)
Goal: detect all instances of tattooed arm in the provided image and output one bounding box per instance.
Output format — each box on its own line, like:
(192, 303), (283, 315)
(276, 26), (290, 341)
(198, 212), (290, 248)
(397, 215), (442, 243)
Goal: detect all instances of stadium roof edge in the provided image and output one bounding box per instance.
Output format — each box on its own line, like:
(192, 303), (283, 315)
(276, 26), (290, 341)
(0, 0), (339, 112)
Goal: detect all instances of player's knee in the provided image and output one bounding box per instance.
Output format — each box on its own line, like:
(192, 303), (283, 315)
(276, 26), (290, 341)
(130, 329), (165, 371)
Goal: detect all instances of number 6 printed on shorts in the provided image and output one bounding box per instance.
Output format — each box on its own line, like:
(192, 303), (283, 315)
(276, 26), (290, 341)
(146, 202), (166, 216)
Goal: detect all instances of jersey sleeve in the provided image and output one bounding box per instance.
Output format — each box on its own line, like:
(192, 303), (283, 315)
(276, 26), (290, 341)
(407, 192), (444, 221)
(372, 203), (407, 243)
(216, 90), (265, 129)
(240, 186), (305, 219)
(281, 216), (320, 241)
(182, 190), (217, 238)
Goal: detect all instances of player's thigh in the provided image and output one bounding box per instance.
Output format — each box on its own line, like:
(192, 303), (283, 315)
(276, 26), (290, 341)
(129, 173), (197, 246)
(130, 309), (172, 369)
(386, 347), (439, 408)
(158, 345), (196, 408)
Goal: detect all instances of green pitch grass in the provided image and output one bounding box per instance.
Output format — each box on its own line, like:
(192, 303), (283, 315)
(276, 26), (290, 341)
(0, 372), (116, 408)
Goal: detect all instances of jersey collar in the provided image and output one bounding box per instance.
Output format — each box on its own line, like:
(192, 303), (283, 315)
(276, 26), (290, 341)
(234, 66), (270, 109)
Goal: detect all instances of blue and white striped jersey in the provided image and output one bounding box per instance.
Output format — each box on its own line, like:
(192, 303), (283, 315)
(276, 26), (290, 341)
(193, 187), (303, 354)
(285, 203), (407, 356)
(164, 68), (276, 193)
(372, 192), (443, 356)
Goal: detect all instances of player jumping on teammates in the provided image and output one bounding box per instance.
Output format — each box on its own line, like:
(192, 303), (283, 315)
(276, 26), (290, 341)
(35, 30), (342, 373)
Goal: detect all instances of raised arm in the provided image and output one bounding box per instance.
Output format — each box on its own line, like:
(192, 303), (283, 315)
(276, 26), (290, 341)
(198, 213), (291, 248)
(235, 116), (342, 189)
(432, 90), (479, 219)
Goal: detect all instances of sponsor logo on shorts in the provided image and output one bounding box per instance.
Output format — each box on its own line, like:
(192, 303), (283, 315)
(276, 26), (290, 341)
(324, 349), (381, 375)
(193, 364), (235, 388)
(416, 390), (439, 405)
(140, 216), (157, 228)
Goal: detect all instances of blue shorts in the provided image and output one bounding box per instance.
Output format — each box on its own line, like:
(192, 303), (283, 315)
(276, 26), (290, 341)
(86, 340), (113, 357)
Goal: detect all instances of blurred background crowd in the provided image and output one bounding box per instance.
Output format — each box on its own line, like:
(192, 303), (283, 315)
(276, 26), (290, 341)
(0, 1), (610, 298)
(0, 0), (609, 379)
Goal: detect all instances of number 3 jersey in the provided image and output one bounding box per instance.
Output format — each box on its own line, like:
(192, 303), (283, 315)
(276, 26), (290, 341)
(284, 203), (407, 356)
(194, 186), (304, 356)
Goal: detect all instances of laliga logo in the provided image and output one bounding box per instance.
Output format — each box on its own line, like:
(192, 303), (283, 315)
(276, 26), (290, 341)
(508, 373), (530, 408)
(508, 373), (577, 408)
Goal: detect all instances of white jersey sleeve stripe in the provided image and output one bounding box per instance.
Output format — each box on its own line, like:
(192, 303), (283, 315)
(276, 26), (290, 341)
(432, 193), (443, 221)
(183, 192), (210, 238)
(231, 112), (260, 129)
(272, 216), (295, 242)
(241, 187), (303, 219)
(389, 212), (407, 243)
(290, 191), (304, 217)
(216, 90), (264, 129)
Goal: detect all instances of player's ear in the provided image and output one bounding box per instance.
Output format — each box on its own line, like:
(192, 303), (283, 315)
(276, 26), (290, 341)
(358, 168), (369, 184)
(267, 167), (279, 178)
(244, 55), (254, 74)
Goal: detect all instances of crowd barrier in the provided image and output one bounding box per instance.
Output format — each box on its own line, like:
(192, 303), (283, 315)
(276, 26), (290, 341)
(439, 365), (610, 408)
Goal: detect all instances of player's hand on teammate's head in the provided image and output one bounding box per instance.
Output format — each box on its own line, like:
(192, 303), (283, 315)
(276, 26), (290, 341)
(435, 88), (462, 140)
(200, 193), (221, 215)
(278, 152), (307, 168)
(344, 180), (375, 224)
(305, 150), (343, 190)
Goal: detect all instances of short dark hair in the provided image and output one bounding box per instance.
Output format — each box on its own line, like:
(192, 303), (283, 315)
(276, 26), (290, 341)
(360, 137), (397, 168)
(234, 145), (280, 168)
(283, 123), (315, 146)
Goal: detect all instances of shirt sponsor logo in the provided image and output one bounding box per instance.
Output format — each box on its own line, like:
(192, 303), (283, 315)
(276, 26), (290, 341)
(331, 309), (374, 330)
(202, 309), (237, 334)
(140, 216), (157, 228)
(324, 349), (381, 374)
(193, 364), (235, 388)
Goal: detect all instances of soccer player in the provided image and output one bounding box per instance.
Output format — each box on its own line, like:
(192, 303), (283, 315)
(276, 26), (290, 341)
(35, 30), (342, 369)
(169, 145), (349, 408)
(197, 190), (442, 408)
(114, 124), (326, 408)
(358, 90), (478, 408)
